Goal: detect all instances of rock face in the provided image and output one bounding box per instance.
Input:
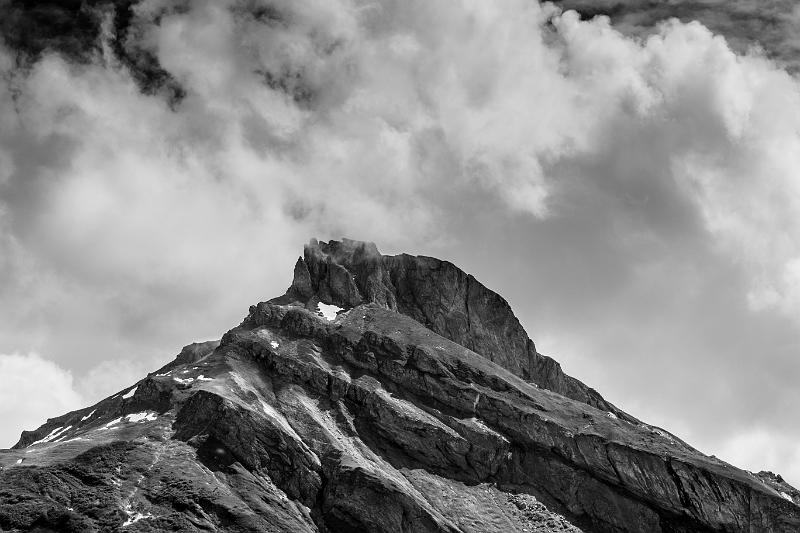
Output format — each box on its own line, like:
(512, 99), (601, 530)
(1, 239), (798, 533)
(278, 238), (625, 418)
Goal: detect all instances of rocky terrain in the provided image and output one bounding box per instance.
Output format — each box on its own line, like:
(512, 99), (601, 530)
(0, 238), (797, 532)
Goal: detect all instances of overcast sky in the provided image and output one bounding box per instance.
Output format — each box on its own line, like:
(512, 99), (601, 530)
(1, 0), (799, 486)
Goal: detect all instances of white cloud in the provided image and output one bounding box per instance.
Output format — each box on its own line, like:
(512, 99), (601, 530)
(0, 353), (83, 448)
(76, 359), (152, 405)
(712, 429), (800, 488)
(4, 2), (799, 306)
(0, 352), (152, 447)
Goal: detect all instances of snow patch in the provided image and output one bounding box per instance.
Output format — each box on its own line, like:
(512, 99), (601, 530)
(15, 459), (22, 464)
(58, 437), (84, 444)
(53, 433), (73, 443)
(121, 387), (137, 399)
(270, 341), (279, 349)
(652, 427), (673, 441)
(101, 417), (123, 430)
(642, 423), (675, 442)
(125, 412), (158, 423)
(196, 375), (213, 381)
(80, 409), (97, 422)
(781, 492), (793, 502)
(607, 412), (618, 420)
(173, 377), (194, 385)
(122, 504), (153, 527)
(29, 426), (72, 446)
(317, 302), (343, 321)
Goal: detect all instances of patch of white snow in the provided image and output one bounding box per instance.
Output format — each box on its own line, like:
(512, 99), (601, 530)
(101, 417), (123, 430)
(781, 492), (793, 502)
(652, 427), (674, 441)
(270, 341), (279, 349)
(196, 375), (213, 381)
(317, 302), (343, 321)
(15, 459), (22, 464)
(29, 426), (72, 446)
(121, 387), (137, 399)
(80, 409), (97, 422)
(173, 377), (194, 385)
(607, 412), (618, 420)
(122, 507), (153, 527)
(125, 412), (158, 423)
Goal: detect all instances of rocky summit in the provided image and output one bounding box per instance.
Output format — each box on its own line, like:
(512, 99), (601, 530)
(1, 239), (798, 533)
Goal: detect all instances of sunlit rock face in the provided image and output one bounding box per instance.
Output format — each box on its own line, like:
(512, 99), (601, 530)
(1, 239), (798, 532)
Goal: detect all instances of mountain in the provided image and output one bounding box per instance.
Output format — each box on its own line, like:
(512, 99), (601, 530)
(0, 238), (797, 532)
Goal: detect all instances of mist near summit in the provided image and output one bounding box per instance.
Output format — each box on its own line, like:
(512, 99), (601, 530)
(0, 0), (799, 484)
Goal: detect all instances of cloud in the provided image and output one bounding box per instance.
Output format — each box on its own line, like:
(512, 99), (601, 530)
(0, 0), (799, 483)
(0, 353), (83, 447)
(714, 429), (800, 486)
(552, 0), (800, 72)
(0, 350), (164, 447)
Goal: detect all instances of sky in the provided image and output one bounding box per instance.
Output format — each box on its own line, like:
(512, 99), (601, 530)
(0, 0), (799, 486)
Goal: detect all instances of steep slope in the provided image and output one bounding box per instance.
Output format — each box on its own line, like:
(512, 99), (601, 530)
(0, 239), (797, 533)
(276, 238), (626, 418)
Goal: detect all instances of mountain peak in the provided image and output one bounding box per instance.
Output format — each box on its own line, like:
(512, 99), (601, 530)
(277, 238), (622, 416)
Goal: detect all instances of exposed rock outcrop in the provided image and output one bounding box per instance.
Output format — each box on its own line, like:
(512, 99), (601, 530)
(1, 239), (796, 532)
(276, 239), (627, 418)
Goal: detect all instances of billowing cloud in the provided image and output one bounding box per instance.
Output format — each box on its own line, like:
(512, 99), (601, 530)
(0, 0), (798, 483)
(0, 353), (83, 447)
(552, 0), (800, 72)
